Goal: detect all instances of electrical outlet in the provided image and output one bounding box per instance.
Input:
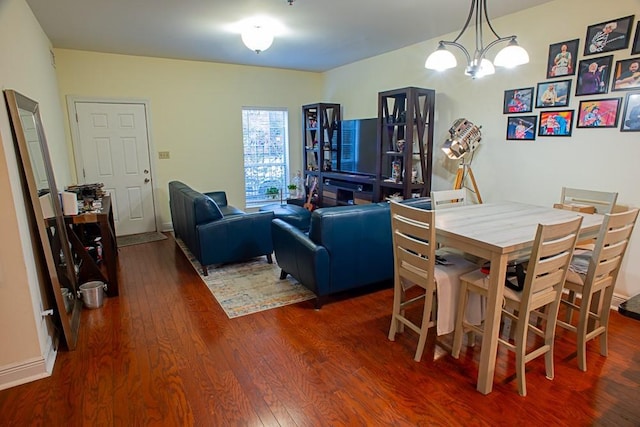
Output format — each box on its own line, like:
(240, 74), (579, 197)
(158, 151), (170, 159)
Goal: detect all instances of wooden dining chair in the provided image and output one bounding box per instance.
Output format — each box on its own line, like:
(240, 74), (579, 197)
(560, 187), (618, 214)
(557, 208), (639, 372)
(452, 216), (583, 396)
(430, 188), (471, 210)
(387, 201), (477, 362)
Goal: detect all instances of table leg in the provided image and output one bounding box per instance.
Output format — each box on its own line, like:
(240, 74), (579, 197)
(476, 252), (508, 395)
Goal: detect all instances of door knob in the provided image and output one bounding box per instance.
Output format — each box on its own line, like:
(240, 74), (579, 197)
(144, 169), (149, 174)
(144, 178), (150, 183)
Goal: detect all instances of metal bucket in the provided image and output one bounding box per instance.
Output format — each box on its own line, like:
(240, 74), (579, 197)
(78, 281), (107, 309)
(61, 288), (74, 313)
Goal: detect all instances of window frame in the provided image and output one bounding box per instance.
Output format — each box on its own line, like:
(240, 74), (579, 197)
(241, 106), (290, 208)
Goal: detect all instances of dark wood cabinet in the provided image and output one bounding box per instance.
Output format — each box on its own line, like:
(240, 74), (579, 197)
(66, 195), (119, 296)
(376, 87), (435, 202)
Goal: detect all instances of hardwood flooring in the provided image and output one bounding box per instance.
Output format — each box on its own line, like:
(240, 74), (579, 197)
(1, 234), (640, 426)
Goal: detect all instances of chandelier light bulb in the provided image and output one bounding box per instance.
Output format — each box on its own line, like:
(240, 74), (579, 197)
(494, 39), (530, 68)
(425, 45), (457, 71)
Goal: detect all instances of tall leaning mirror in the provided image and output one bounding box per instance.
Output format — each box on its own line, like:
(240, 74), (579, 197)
(4, 89), (80, 350)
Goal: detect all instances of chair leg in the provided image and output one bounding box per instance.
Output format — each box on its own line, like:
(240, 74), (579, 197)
(564, 290), (576, 324)
(544, 301), (561, 382)
(388, 283), (402, 341)
(414, 289), (435, 362)
(598, 285), (615, 357)
(451, 282), (470, 359)
(279, 269), (288, 280)
(577, 293), (593, 372)
(514, 311), (528, 397)
(266, 253), (273, 264)
(203, 265), (208, 276)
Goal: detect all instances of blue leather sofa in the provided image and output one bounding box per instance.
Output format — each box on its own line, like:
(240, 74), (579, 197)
(271, 201), (416, 308)
(169, 181), (274, 275)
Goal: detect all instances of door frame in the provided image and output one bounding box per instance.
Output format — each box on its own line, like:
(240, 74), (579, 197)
(66, 96), (162, 234)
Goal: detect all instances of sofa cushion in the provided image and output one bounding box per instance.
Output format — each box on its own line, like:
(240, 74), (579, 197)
(194, 194), (224, 223)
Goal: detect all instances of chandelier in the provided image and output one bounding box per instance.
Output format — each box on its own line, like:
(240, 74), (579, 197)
(424, 0), (529, 79)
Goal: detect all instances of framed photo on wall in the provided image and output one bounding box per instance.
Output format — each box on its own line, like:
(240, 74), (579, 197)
(546, 39), (579, 78)
(620, 93), (640, 131)
(538, 110), (574, 137)
(576, 98), (621, 128)
(583, 15), (634, 56)
(503, 87), (534, 113)
(535, 80), (571, 108)
(612, 58), (640, 91)
(576, 56), (613, 96)
(631, 20), (640, 55)
(506, 116), (537, 141)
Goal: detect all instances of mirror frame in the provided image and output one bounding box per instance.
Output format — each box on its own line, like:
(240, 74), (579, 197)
(4, 89), (80, 350)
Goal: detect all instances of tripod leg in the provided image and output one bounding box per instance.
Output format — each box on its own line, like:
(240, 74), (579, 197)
(453, 165), (464, 190)
(466, 166), (483, 203)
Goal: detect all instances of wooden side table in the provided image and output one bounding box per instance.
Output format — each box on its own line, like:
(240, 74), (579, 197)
(66, 195), (119, 296)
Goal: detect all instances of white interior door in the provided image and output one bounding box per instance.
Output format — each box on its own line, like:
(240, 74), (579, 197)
(73, 101), (156, 236)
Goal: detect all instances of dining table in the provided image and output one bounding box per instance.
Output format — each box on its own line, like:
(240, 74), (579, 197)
(434, 201), (604, 394)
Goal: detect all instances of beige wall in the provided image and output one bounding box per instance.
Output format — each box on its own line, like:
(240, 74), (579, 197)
(324, 0), (640, 298)
(54, 50), (324, 227)
(0, 0), (73, 387)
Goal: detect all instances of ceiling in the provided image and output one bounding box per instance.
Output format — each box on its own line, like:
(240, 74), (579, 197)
(26, 0), (553, 73)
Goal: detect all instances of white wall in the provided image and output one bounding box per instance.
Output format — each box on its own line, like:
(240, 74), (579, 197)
(324, 0), (640, 298)
(0, 0), (73, 389)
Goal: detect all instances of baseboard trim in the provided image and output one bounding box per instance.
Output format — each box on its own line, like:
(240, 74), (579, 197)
(561, 289), (626, 312)
(612, 294), (626, 311)
(0, 354), (54, 391)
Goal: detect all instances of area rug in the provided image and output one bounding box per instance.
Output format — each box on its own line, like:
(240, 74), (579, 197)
(117, 231), (168, 247)
(175, 237), (315, 318)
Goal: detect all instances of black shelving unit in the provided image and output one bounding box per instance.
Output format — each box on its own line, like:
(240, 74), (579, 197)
(375, 87), (435, 202)
(302, 103), (341, 207)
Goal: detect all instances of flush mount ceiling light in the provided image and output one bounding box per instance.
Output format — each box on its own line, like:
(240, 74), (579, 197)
(241, 25), (274, 53)
(424, 0), (529, 79)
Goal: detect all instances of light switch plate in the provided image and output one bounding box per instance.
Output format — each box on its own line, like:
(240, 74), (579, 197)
(158, 151), (170, 159)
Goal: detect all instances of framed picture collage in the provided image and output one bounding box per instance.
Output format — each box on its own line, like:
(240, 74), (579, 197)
(504, 14), (640, 140)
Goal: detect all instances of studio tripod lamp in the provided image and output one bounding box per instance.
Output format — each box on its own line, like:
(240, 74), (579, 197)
(441, 118), (483, 203)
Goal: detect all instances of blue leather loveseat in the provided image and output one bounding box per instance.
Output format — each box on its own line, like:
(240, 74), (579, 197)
(169, 181), (274, 275)
(272, 202), (410, 308)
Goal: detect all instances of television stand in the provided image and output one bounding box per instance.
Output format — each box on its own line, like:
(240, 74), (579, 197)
(320, 172), (376, 207)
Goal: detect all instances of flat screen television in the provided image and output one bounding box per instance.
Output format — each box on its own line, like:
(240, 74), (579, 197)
(338, 118), (377, 176)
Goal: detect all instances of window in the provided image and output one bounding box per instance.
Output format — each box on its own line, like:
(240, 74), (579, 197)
(242, 107), (289, 207)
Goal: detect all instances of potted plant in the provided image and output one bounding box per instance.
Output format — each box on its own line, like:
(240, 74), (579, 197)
(266, 187), (280, 199)
(287, 183), (298, 198)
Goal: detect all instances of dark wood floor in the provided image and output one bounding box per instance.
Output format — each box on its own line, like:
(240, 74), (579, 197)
(1, 234), (640, 426)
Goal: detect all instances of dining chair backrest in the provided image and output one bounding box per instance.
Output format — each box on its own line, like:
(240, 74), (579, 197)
(431, 188), (470, 210)
(560, 187), (618, 214)
(557, 208), (639, 371)
(521, 217), (583, 302)
(390, 201), (437, 296)
(387, 200), (437, 362)
(581, 208), (638, 307)
(452, 215), (582, 396)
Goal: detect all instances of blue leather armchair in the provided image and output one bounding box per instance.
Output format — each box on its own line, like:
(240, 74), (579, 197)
(272, 202), (397, 308)
(169, 181), (274, 275)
